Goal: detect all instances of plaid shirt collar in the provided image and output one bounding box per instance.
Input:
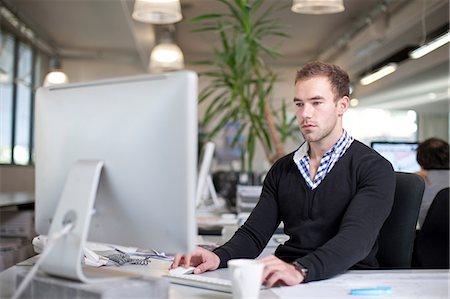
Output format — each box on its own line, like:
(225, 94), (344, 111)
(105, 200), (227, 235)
(293, 130), (354, 189)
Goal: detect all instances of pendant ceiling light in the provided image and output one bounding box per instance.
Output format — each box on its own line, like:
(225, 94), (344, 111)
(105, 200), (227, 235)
(149, 26), (184, 72)
(43, 57), (69, 87)
(149, 42), (184, 72)
(0, 68), (9, 83)
(291, 0), (345, 15)
(132, 0), (182, 24)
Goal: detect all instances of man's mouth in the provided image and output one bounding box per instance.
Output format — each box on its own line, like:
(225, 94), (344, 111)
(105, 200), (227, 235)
(301, 123), (316, 129)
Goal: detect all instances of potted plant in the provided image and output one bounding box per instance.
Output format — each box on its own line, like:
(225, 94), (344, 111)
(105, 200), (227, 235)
(191, 0), (298, 172)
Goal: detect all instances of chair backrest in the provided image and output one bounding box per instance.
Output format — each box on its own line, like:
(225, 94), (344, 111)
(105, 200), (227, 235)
(413, 187), (449, 268)
(377, 172), (425, 268)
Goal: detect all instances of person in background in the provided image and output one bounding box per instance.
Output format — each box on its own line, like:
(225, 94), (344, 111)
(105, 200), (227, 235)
(171, 61), (396, 286)
(415, 137), (449, 228)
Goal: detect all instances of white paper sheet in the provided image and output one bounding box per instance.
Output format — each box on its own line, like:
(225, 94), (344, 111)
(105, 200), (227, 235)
(271, 270), (449, 298)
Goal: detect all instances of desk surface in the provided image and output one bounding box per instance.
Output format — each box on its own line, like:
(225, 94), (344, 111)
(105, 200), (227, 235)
(1, 255), (448, 299)
(0, 191), (34, 208)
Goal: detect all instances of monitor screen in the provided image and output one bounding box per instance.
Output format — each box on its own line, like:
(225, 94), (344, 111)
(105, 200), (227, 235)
(35, 71), (198, 259)
(371, 141), (421, 173)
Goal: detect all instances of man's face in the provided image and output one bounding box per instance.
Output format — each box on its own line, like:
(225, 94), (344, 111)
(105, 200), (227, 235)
(293, 76), (348, 144)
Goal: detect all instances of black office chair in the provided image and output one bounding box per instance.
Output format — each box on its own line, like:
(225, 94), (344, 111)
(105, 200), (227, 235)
(413, 188), (449, 269)
(377, 172), (425, 268)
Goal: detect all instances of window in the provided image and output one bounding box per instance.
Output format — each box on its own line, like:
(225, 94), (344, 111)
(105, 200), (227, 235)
(0, 31), (14, 163)
(0, 29), (42, 165)
(344, 108), (418, 145)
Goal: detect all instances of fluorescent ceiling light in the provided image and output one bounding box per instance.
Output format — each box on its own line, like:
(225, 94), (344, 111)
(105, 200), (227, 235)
(132, 0), (182, 24)
(360, 63), (397, 86)
(291, 0), (344, 14)
(409, 31), (450, 59)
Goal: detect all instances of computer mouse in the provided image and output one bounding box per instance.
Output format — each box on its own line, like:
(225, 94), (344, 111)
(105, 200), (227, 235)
(221, 213), (236, 219)
(169, 266), (196, 275)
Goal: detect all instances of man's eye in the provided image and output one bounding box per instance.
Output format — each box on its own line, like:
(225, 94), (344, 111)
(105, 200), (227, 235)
(296, 102), (304, 107)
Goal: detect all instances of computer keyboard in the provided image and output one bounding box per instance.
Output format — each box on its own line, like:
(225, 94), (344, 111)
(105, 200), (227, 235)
(164, 273), (232, 293)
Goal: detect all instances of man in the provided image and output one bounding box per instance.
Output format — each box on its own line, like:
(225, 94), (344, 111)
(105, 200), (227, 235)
(171, 61), (396, 287)
(415, 137), (449, 228)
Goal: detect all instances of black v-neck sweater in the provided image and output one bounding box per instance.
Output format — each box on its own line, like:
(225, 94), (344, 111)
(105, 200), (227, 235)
(214, 140), (396, 282)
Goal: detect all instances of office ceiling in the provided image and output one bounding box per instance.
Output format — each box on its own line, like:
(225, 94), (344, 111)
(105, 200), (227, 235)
(1, 0), (449, 115)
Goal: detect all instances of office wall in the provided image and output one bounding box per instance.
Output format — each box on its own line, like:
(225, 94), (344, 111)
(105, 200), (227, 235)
(419, 114), (449, 142)
(25, 58), (448, 177)
(0, 165), (34, 192)
(2, 58), (447, 188)
(62, 57), (146, 84)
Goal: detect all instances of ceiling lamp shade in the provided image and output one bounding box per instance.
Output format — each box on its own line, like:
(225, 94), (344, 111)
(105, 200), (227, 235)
(291, 0), (344, 14)
(149, 42), (184, 72)
(43, 57), (69, 87)
(132, 0), (182, 24)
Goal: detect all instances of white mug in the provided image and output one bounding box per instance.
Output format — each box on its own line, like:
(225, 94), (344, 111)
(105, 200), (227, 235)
(228, 259), (264, 299)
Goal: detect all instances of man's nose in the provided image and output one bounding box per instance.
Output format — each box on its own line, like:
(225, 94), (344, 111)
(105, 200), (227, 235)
(299, 104), (312, 119)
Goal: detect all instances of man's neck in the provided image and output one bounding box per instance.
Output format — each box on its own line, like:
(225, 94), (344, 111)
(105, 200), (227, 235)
(308, 129), (344, 160)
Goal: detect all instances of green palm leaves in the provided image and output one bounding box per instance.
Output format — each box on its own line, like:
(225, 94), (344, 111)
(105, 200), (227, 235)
(191, 0), (296, 171)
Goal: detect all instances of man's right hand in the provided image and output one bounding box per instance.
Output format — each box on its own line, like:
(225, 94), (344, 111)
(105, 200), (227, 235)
(170, 246), (220, 274)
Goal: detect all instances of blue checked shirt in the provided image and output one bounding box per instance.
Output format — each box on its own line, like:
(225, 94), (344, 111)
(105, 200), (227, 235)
(293, 131), (354, 189)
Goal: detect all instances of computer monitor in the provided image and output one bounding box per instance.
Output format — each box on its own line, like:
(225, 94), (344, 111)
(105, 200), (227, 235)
(35, 71), (198, 282)
(195, 141), (220, 208)
(371, 141), (421, 173)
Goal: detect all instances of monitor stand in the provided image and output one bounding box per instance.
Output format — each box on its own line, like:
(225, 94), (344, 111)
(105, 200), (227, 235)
(206, 174), (220, 206)
(196, 142), (227, 213)
(197, 173), (229, 213)
(39, 160), (134, 282)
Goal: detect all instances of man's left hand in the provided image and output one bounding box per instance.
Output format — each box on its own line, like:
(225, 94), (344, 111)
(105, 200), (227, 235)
(257, 255), (305, 288)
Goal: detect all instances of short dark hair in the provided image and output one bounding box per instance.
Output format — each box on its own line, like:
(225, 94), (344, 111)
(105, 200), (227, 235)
(416, 137), (450, 170)
(295, 61), (350, 100)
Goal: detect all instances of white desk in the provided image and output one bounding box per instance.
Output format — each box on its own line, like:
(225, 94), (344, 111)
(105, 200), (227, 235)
(0, 192), (34, 208)
(271, 269), (449, 298)
(1, 224), (448, 298)
(1, 255), (448, 298)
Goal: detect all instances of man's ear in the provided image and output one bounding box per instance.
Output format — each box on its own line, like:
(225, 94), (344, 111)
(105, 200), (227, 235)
(337, 96), (349, 116)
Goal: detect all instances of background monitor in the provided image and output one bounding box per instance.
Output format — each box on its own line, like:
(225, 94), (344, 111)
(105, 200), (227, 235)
(196, 142), (216, 206)
(371, 141), (421, 173)
(35, 71), (198, 281)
